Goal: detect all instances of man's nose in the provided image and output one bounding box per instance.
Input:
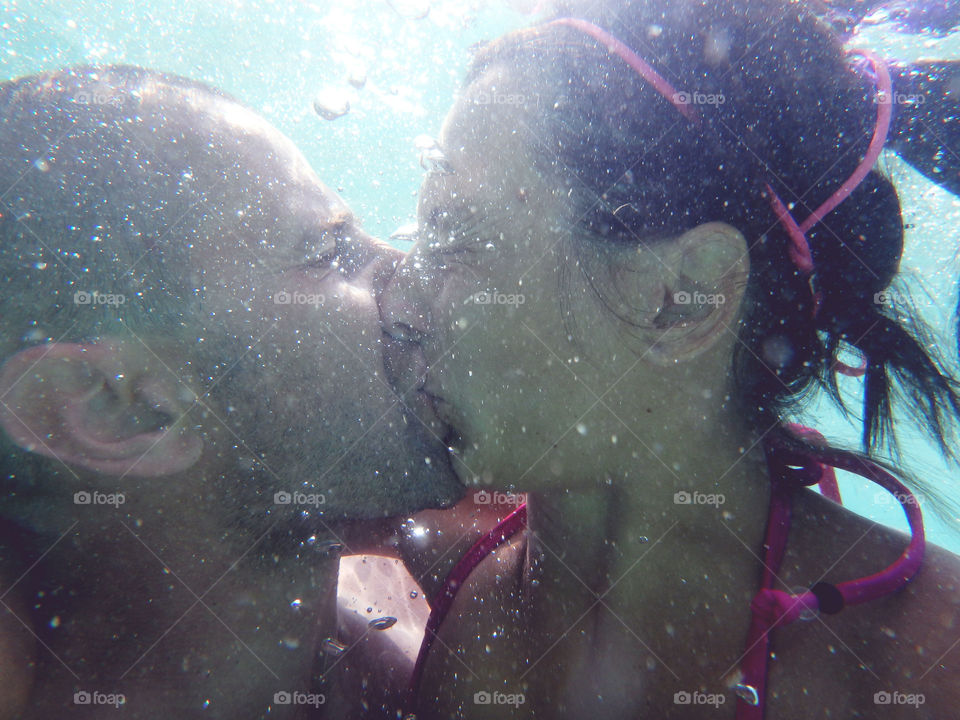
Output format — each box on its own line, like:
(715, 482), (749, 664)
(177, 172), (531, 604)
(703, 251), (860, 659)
(378, 244), (441, 343)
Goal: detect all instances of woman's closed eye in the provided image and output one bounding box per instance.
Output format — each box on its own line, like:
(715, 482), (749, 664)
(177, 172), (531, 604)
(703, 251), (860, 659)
(423, 205), (481, 250)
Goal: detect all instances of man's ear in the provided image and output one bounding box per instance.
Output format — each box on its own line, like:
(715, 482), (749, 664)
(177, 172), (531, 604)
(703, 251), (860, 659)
(646, 222), (750, 365)
(0, 342), (203, 477)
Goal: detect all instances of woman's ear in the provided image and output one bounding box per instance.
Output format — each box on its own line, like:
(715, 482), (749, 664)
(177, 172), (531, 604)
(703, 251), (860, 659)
(0, 341), (203, 478)
(646, 222), (750, 365)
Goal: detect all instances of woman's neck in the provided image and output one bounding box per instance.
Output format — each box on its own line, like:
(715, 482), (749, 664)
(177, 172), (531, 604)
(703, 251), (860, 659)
(518, 413), (774, 698)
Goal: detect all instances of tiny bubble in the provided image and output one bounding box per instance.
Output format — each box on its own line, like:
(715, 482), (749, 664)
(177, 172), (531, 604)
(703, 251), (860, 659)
(322, 637), (347, 656)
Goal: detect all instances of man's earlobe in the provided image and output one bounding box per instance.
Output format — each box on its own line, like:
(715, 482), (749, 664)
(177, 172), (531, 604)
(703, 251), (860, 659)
(0, 342), (203, 477)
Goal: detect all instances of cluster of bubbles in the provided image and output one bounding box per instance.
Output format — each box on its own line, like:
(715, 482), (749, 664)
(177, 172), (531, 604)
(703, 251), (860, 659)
(312, 1), (433, 122)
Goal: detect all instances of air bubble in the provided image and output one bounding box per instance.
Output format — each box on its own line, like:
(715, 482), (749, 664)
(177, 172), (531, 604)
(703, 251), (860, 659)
(322, 637), (347, 656)
(368, 616), (398, 630)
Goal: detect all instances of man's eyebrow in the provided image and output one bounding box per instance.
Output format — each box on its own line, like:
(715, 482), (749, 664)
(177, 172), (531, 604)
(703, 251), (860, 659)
(320, 211), (354, 239)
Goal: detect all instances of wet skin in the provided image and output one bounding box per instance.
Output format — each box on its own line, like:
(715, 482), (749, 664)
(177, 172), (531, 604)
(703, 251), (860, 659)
(379, 57), (960, 719)
(0, 66), (462, 719)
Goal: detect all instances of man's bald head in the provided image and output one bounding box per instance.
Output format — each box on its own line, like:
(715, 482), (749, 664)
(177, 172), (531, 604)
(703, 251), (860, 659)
(0, 65), (354, 354)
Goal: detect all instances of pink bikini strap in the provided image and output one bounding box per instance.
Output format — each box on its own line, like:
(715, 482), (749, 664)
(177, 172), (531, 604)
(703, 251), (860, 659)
(549, 18), (701, 124)
(736, 425), (925, 718)
(406, 503), (528, 710)
(403, 426), (924, 718)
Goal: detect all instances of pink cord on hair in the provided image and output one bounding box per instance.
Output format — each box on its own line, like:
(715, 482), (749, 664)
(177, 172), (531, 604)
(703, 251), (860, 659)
(553, 17), (891, 379)
(549, 18), (702, 125)
(768, 49), (892, 279)
(765, 49), (891, 377)
(799, 51), (893, 233)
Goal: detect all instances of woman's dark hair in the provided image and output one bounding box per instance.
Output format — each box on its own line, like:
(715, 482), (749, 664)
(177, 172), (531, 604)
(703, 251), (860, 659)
(463, 0), (960, 501)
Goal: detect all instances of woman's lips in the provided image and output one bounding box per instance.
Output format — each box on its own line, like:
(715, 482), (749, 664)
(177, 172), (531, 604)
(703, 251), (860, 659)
(406, 385), (452, 443)
(379, 335), (462, 449)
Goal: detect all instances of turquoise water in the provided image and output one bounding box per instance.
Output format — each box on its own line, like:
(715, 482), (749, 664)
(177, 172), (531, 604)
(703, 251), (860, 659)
(1, 0), (530, 241)
(3, 0), (959, 553)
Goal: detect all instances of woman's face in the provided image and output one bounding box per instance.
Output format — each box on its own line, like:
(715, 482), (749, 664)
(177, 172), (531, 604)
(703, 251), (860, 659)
(380, 64), (682, 490)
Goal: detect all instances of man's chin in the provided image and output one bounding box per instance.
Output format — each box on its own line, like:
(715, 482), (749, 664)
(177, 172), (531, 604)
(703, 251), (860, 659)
(298, 421), (464, 521)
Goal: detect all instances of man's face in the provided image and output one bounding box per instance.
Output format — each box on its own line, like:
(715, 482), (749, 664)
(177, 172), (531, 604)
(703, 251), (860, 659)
(0, 69), (464, 524)
(191, 191), (465, 520)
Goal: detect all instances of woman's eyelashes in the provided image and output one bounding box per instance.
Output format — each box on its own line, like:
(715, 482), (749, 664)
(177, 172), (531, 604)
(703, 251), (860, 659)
(423, 205), (478, 249)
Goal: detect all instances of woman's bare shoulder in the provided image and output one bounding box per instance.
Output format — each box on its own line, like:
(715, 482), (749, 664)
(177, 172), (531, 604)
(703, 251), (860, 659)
(902, 537), (960, 644)
(791, 490), (960, 712)
(867, 536), (960, 713)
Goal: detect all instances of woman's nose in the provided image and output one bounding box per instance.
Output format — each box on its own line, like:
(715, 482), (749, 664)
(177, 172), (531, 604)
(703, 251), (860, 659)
(378, 244), (441, 343)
